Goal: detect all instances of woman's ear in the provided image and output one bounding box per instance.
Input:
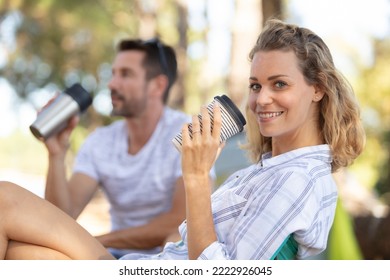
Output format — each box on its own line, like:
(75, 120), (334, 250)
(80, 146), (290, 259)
(313, 86), (325, 102)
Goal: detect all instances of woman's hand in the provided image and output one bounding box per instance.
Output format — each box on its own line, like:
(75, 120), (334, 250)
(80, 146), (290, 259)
(181, 104), (223, 185)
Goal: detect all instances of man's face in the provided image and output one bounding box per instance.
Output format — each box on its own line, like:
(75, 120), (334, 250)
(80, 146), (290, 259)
(108, 50), (149, 118)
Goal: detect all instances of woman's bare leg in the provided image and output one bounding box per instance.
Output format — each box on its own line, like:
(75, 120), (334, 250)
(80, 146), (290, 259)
(0, 181), (115, 260)
(6, 241), (71, 260)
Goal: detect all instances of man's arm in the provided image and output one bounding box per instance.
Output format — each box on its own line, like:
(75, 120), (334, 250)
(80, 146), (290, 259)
(43, 116), (99, 219)
(44, 117), (75, 214)
(45, 150), (73, 214)
(67, 173), (100, 219)
(46, 159), (99, 219)
(95, 177), (186, 250)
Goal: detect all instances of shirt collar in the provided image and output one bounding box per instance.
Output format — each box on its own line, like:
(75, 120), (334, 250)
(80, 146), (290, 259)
(259, 144), (332, 168)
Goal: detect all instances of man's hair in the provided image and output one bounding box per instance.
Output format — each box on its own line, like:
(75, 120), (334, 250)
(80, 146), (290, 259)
(117, 39), (177, 104)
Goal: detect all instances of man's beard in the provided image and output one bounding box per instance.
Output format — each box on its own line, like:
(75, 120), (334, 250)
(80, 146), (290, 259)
(111, 103), (138, 118)
(110, 91), (147, 118)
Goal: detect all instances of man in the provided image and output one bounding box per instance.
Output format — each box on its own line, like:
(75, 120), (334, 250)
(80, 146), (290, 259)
(44, 39), (191, 258)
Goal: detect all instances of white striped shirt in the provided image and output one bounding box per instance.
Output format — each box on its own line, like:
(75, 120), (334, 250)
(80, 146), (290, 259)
(121, 144), (338, 260)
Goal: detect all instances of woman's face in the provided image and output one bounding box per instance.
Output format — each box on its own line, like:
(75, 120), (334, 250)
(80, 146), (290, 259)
(248, 50), (324, 153)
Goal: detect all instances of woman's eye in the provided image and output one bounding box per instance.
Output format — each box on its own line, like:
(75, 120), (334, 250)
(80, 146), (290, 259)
(275, 81), (287, 88)
(249, 83), (261, 92)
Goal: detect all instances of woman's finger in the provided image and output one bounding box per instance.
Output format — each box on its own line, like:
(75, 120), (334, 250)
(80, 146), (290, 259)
(182, 123), (190, 146)
(212, 103), (222, 140)
(200, 105), (211, 139)
(191, 114), (201, 142)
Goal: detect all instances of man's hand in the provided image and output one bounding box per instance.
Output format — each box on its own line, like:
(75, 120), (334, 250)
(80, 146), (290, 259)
(44, 115), (79, 157)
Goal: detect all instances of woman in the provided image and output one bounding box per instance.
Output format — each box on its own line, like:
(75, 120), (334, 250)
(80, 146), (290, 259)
(122, 19), (365, 260)
(0, 19), (365, 260)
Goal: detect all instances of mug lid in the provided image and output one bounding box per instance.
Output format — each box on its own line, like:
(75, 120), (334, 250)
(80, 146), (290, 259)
(64, 83), (93, 112)
(214, 95), (246, 130)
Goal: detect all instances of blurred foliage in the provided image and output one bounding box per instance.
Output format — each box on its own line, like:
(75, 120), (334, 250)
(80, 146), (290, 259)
(355, 39), (390, 196)
(0, 0), (140, 99)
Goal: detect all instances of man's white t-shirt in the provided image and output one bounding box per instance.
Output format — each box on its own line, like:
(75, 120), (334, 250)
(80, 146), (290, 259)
(73, 107), (191, 257)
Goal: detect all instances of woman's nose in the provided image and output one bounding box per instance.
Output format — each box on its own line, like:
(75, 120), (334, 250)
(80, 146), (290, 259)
(256, 88), (273, 106)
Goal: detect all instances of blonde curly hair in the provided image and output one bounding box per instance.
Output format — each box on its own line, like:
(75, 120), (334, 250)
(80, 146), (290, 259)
(243, 19), (365, 172)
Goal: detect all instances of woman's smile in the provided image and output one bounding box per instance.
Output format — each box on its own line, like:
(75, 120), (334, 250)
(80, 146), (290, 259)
(257, 111), (284, 122)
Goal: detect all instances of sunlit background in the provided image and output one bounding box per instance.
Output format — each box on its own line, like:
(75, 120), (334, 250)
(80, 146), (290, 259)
(0, 0), (390, 259)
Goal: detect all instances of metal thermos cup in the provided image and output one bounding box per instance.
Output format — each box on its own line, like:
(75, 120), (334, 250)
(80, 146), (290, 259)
(30, 83), (93, 141)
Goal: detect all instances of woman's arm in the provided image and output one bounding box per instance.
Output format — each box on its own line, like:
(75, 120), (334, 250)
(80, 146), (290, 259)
(181, 105), (222, 259)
